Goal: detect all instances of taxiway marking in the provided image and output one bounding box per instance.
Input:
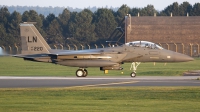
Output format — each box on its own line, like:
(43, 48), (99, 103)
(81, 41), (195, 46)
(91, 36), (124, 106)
(67, 81), (139, 88)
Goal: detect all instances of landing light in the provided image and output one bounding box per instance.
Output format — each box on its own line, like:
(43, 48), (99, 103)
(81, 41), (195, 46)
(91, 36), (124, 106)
(167, 56), (171, 59)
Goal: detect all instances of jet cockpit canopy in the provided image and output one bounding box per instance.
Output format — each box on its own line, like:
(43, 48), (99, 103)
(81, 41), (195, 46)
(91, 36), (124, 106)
(125, 41), (163, 50)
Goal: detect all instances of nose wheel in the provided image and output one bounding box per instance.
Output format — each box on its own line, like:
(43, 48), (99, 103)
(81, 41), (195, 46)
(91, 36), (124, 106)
(130, 72), (136, 77)
(76, 69), (88, 77)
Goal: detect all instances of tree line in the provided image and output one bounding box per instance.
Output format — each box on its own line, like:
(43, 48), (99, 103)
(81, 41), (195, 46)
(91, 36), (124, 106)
(0, 5), (119, 17)
(0, 2), (200, 48)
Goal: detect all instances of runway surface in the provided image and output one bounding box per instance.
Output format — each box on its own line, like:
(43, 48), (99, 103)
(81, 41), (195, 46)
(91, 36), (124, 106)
(0, 76), (200, 88)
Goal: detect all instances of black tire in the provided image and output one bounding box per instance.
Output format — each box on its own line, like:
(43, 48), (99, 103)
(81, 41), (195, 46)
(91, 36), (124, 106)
(83, 69), (88, 77)
(130, 72), (136, 77)
(76, 69), (85, 77)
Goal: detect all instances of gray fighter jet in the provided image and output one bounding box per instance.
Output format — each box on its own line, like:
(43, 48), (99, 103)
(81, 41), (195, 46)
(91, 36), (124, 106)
(14, 22), (194, 77)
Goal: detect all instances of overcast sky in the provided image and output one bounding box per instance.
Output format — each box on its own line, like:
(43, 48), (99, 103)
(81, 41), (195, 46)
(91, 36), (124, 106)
(1, 0), (199, 10)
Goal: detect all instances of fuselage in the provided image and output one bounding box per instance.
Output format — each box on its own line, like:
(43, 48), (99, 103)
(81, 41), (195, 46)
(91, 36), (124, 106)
(23, 42), (193, 68)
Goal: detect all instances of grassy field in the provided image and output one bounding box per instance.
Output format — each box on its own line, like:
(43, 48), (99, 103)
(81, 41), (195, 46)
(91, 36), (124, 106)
(1, 57), (200, 112)
(0, 87), (200, 112)
(0, 57), (200, 76)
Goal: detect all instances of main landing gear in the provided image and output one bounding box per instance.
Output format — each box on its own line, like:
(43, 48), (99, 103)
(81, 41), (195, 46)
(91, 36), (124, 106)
(76, 68), (88, 77)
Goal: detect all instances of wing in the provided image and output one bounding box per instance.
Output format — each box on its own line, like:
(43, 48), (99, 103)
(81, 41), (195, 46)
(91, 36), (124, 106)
(49, 50), (112, 60)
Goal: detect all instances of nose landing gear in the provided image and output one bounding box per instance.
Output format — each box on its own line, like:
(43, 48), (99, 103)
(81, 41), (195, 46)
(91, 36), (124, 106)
(130, 62), (141, 77)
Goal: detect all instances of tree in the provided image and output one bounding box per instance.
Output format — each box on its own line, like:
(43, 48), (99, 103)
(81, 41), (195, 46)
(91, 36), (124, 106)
(0, 23), (7, 45)
(0, 7), (10, 27)
(43, 13), (56, 27)
(45, 19), (63, 45)
(7, 11), (22, 46)
(179, 2), (192, 16)
(58, 9), (71, 38)
(43, 13), (63, 45)
(94, 8), (117, 43)
(130, 8), (140, 16)
(161, 2), (179, 16)
(191, 3), (200, 16)
(0, 7), (11, 46)
(115, 4), (130, 23)
(68, 9), (97, 45)
(139, 5), (157, 16)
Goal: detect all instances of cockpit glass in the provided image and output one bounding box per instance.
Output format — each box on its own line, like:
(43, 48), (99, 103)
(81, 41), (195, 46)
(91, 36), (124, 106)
(125, 41), (163, 50)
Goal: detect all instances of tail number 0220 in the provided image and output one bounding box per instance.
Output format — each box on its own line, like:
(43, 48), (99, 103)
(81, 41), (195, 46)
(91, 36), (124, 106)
(32, 47), (43, 51)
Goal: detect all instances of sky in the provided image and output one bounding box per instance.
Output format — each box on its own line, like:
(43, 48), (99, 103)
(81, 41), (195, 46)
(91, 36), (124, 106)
(1, 0), (200, 10)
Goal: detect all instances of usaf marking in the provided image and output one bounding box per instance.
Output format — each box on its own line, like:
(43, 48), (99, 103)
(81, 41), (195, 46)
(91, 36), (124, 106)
(31, 47), (43, 51)
(28, 36), (37, 43)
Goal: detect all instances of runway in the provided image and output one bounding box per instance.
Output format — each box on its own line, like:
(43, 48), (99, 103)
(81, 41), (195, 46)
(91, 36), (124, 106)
(0, 76), (200, 88)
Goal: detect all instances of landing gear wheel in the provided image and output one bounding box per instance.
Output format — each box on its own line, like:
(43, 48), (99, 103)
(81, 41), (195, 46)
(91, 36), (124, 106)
(76, 69), (85, 77)
(83, 69), (88, 77)
(76, 69), (88, 77)
(130, 72), (136, 77)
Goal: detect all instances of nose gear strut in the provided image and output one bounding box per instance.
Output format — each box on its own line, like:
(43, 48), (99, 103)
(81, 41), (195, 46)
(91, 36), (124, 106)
(130, 62), (141, 77)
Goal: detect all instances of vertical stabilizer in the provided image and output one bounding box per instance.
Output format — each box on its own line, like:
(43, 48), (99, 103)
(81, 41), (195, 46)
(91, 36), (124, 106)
(20, 22), (51, 54)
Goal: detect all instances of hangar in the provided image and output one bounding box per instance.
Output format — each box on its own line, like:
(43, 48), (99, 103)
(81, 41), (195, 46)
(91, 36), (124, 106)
(124, 14), (200, 56)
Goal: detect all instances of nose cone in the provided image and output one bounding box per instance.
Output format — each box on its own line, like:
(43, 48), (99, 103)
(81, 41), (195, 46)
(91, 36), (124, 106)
(174, 52), (194, 62)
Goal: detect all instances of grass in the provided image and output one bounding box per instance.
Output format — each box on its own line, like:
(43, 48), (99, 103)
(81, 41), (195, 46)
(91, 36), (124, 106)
(0, 57), (200, 111)
(0, 87), (200, 112)
(0, 57), (200, 76)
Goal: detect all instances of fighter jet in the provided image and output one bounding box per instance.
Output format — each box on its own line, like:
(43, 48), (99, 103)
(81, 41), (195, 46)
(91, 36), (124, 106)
(14, 22), (194, 77)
